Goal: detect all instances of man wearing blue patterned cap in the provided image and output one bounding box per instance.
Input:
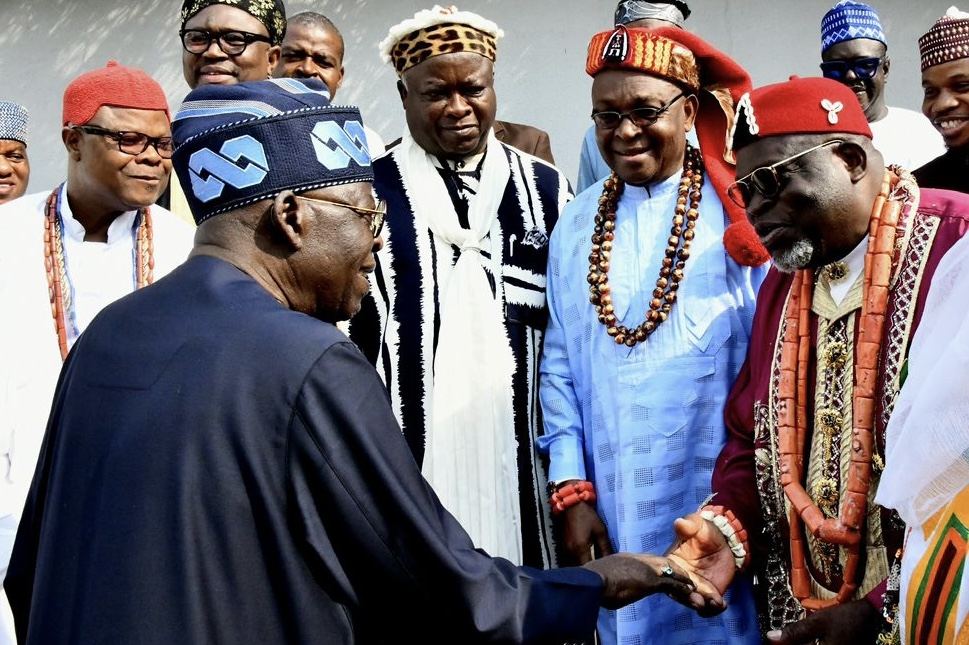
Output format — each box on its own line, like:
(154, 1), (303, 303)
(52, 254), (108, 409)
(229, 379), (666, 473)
(4, 77), (720, 644)
(820, 0), (944, 170)
(0, 101), (29, 205)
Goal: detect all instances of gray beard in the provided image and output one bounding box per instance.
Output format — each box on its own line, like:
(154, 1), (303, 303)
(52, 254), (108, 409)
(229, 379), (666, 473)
(771, 239), (815, 274)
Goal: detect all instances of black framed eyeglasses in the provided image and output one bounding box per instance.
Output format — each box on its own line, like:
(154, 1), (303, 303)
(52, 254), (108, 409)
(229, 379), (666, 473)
(179, 29), (271, 56)
(73, 125), (174, 159)
(727, 139), (843, 209)
(298, 196), (387, 238)
(591, 92), (687, 130)
(819, 57), (883, 81)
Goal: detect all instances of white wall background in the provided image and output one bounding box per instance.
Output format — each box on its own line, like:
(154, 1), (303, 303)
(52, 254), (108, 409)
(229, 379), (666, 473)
(0, 0), (955, 192)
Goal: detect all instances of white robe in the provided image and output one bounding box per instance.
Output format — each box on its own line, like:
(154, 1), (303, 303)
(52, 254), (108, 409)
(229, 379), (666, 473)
(0, 186), (194, 643)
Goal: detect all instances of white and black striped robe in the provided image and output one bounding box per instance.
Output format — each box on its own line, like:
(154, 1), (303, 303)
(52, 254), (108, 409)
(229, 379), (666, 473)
(350, 142), (571, 569)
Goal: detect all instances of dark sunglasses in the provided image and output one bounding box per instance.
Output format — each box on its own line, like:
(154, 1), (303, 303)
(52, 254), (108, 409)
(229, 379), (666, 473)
(819, 57), (883, 81)
(727, 140), (843, 209)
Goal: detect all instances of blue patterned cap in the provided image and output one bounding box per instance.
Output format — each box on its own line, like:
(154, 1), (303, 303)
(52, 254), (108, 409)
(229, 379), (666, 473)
(172, 78), (374, 225)
(0, 101), (29, 144)
(821, 1), (887, 51)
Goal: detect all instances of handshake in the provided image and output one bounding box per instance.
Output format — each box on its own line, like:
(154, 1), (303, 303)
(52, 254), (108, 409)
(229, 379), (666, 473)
(580, 511), (734, 615)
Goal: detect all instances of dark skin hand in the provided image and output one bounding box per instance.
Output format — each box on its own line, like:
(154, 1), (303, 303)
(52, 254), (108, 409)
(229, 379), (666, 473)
(765, 599), (882, 645)
(584, 553), (724, 611)
(555, 480), (613, 565)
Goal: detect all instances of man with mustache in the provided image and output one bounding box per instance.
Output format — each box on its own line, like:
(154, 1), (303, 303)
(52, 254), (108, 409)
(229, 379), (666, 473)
(0, 102), (29, 206)
(914, 7), (969, 194)
(0, 61), (193, 645)
(819, 0), (943, 172)
(349, 5), (571, 574)
(5, 77), (715, 644)
(670, 75), (969, 644)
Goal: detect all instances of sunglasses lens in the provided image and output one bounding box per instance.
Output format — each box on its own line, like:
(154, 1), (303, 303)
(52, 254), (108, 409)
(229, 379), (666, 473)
(820, 62), (846, 80)
(855, 59), (880, 78)
(751, 168), (779, 198)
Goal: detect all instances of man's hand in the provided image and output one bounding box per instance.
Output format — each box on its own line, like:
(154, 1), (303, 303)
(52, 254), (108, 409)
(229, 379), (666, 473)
(557, 497), (613, 565)
(585, 553), (712, 610)
(765, 600), (881, 645)
(665, 512), (737, 616)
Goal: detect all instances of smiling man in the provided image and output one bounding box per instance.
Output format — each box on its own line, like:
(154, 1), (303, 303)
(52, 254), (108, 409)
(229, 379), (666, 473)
(914, 7), (969, 194)
(669, 75), (969, 645)
(819, 0), (944, 171)
(0, 102), (29, 205)
(5, 77), (715, 645)
(537, 24), (767, 645)
(180, 0), (284, 88)
(349, 5), (570, 574)
(0, 61), (193, 645)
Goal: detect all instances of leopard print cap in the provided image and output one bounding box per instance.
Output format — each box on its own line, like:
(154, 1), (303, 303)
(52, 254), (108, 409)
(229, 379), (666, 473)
(391, 22), (498, 75)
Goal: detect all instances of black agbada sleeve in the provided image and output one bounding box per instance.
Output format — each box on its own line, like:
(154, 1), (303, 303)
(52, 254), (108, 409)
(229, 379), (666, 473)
(287, 340), (603, 644)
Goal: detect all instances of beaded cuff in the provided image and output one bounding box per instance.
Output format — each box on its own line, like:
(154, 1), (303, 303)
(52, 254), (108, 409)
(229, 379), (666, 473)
(700, 505), (750, 569)
(549, 481), (596, 516)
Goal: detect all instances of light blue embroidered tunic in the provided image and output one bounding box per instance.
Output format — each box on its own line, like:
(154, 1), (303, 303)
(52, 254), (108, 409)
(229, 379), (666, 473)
(539, 173), (766, 645)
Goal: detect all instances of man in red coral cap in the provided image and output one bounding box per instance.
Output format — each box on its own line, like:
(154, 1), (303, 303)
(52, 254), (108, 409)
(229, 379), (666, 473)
(537, 24), (767, 645)
(669, 75), (969, 644)
(0, 61), (194, 644)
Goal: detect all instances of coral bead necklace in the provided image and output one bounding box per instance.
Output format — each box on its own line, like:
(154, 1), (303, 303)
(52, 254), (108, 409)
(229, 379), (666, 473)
(778, 171), (896, 610)
(44, 185), (154, 360)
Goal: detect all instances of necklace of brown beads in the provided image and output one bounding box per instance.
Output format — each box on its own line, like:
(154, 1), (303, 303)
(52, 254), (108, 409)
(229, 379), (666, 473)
(44, 185), (154, 361)
(588, 144), (703, 347)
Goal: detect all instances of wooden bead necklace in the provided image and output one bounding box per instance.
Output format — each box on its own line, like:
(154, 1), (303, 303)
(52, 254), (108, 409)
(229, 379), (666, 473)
(588, 144), (703, 347)
(44, 186), (154, 360)
(777, 171), (896, 610)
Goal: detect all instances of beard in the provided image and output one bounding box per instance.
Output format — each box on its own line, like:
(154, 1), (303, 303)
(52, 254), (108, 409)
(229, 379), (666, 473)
(771, 238), (816, 273)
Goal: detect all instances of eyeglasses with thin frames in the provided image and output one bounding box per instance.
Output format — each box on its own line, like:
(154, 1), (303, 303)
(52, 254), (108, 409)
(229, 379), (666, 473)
(591, 92), (688, 130)
(727, 139), (844, 209)
(179, 29), (271, 56)
(72, 125), (174, 159)
(819, 57), (883, 82)
(297, 196), (387, 238)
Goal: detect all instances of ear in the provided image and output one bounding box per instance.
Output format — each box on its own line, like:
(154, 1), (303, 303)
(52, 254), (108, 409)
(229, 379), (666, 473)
(834, 140), (869, 183)
(881, 55), (891, 81)
(682, 93), (699, 133)
(267, 45), (281, 77)
(62, 126), (82, 160)
(271, 190), (306, 250)
(397, 79), (408, 104)
(336, 66), (345, 91)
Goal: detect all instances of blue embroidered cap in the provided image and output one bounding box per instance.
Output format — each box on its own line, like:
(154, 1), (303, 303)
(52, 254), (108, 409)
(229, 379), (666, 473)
(172, 78), (374, 225)
(0, 101), (28, 145)
(821, 1), (887, 52)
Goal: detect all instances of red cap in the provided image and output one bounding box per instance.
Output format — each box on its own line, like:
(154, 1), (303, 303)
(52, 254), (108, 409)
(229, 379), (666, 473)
(62, 60), (170, 127)
(587, 26), (768, 266)
(730, 76), (872, 153)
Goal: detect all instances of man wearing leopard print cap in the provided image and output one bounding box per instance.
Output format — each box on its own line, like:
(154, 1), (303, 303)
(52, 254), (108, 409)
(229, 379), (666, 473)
(349, 5), (570, 573)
